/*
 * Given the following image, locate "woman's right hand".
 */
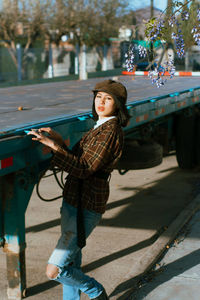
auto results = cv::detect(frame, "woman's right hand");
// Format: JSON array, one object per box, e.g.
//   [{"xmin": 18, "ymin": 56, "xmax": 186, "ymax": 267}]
[{"xmin": 38, "ymin": 127, "xmax": 64, "ymax": 146}]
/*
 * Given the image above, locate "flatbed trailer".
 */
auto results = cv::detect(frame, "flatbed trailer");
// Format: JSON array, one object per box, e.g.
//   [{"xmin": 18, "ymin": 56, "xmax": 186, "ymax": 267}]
[{"xmin": 0, "ymin": 76, "xmax": 200, "ymax": 299}]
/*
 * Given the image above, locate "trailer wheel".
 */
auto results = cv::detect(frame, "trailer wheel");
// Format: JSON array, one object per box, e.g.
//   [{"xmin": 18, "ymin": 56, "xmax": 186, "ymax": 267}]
[
  {"xmin": 175, "ymin": 113, "xmax": 196, "ymax": 169},
  {"xmin": 116, "ymin": 139, "xmax": 163, "ymax": 173}
]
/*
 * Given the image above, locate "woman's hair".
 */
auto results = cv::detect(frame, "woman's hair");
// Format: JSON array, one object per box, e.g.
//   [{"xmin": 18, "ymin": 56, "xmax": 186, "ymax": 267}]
[
  {"xmin": 92, "ymin": 79, "xmax": 130, "ymax": 127},
  {"xmin": 92, "ymin": 94, "xmax": 130, "ymax": 127}
]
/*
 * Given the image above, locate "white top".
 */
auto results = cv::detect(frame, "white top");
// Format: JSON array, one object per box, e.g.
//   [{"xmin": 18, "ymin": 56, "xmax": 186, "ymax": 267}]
[{"xmin": 93, "ymin": 116, "xmax": 116, "ymax": 129}]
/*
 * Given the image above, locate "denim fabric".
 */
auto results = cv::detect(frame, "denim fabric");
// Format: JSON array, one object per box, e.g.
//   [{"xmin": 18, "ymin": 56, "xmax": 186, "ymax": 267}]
[{"xmin": 48, "ymin": 201, "xmax": 103, "ymax": 300}]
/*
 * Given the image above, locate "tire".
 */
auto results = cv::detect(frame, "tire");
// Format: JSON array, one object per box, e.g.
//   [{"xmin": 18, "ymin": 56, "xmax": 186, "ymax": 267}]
[
  {"xmin": 116, "ymin": 139, "xmax": 163, "ymax": 172},
  {"xmin": 175, "ymin": 113, "xmax": 196, "ymax": 169},
  {"xmin": 194, "ymin": 116, "xmax": 200, "ymax": 166}
]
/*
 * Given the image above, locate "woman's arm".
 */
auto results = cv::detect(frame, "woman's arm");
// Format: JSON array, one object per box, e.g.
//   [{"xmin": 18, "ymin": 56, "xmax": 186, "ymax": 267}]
[
  {"xmin": 50, "ymin": 128, "xmax": 120, "ymax": 179},
  {"xmin": 28, "ymin": 125, "xmax": 121, "ymax": 179}
]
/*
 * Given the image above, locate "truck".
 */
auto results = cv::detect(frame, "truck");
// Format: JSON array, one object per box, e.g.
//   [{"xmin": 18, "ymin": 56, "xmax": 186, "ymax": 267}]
[{"xmin": 0, "ymin": 75, "xmax": 200, "ymax": 299}]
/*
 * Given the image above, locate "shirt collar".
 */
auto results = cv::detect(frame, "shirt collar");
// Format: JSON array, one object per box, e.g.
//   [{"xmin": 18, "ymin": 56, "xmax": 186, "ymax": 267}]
[{"xmin": 93, "ymin": 116, "xmax": 116, "ymax": 129}]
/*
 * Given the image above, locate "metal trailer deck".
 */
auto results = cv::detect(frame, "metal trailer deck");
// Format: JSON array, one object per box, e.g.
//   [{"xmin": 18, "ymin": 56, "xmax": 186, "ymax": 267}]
[
  {"xmin": 0, "ymin": 76, "xmax": 200, "ymax": 134},
  {"xmin": 0, "ymin": 75, "xmax": 200, "ymax": 299}
]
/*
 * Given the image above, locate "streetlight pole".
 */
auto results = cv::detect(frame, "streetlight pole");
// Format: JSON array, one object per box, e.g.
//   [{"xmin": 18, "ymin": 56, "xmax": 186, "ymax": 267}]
[
  {"xmin": 150, "ymin": 0, "xmax": 154, "ymax": 62},
  {"xmin": 151, "ymin": 0, "xmax": 154, "ymax": 18},
  {"xmin": 16, "ymin": 43, "xmax": 22, "ymax": 81}
]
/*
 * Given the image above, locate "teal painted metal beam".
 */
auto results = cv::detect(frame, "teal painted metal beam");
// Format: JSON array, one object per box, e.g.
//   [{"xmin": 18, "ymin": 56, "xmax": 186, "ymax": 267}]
[{"xmin": 0, "ymin": 87, "xmax": 199, "ymax": 177}]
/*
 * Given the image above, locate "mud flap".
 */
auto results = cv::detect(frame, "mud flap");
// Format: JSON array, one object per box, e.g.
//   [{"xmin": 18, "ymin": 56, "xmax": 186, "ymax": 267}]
[{"xmin": 175, "ymin": 113, "xmax": 196, "ymax": 169}]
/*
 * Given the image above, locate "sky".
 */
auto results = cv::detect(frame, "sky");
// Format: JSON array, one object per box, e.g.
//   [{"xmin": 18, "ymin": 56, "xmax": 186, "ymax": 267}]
[
  {"xmin": 130, "ymin": 0, "xmax": 168, "ymax": 12},
  {"xmin": 0, "ymin": 0, "xmax": 184, "ymax": 13}
]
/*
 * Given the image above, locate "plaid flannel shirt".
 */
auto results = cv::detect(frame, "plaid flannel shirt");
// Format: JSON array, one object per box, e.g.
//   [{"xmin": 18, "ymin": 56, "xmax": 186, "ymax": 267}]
[{"xmin": 51, "ymin": 118, "xmax": 124, "ymax": 213}]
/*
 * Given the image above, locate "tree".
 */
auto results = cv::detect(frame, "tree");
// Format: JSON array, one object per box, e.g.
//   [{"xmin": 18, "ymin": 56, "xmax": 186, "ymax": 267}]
[
  {"xmin": 45, "ymin": 0, "xmax": 129, "ymax": 79},
  {"xmin": 0, "ymin": 0, "xmax": 50, "ymax": 79},
  {"xmin": 126, "ymin": 0, "xmax": 200, "ymax": 87},
  {"xmin": 0, "ymin": 0, "xmax": 130, "ymax": 81}
]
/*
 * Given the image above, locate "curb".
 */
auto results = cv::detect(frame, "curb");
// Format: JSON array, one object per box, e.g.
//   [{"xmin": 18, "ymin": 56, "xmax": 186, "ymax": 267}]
[
  {"xmin": 122, "ymin": 71, "xmax": 200, "ymax": 77},
  {"xmin": 111, "ymin": 194, "xmax": 200, "ymax": 300}
]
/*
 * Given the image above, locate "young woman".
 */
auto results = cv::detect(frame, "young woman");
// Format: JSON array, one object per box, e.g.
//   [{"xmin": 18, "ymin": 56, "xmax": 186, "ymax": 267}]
[{"xmin": 28, "ymin": 79, "xmax": 130, "ymax": 300}]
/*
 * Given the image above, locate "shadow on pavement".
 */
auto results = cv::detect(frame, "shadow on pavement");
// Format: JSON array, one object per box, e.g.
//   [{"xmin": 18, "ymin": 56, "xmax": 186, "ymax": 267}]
[
  {"xmin": 26, "ymin": 280, "xmax": 60, "ymax": 297},
  {"xmin": 26, "ymin": 218, "xmax": 61, "ymax": 233},
  {"xmin": 82, "ymin": 229, "xmax": 163, "ymax": 273},
  {"xmin": 112, "ymin": 248, "xmax": 200, "ymax": 299},
  {"xmin": 26, "ymin": 165, "xmax": 200, "ymax": 297},
  {"xmin": 100, "ymin": 168, "xmax": 198, "ymax": 230}
]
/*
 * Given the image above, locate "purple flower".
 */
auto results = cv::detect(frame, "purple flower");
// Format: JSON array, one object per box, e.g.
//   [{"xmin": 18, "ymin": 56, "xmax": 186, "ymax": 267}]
[
  {"xmin": 147, "ymin": 20, "xmax": 165, "ymax": 41},
  {"xmin": 190, "ymin": 9, "xmax": 200, "ymax": 46},
  {"xmin": 171, "ymin": 23, "xmax": 185, "ymax": 58},
  {"xmin": 168, "ymin": 16, "xmax": 179, "ymax": 27},
  {"xmin": 125, "ymin": 45, "xmax": 135, "ymax": 72},
  {"xmin": 171, "ymin": 32, "xmax": 177, "ymax": 40},
  {"xmin": 148, "ymin": 65, "xmax": 166, "ymax": 88},
  {"xmin": 168, "ymin": 16, "xmax": 176, "ymax": 27},
  {"xmin": 191, "ymin": 26, "xmax": 200, "ymax": 46},
  {"xmin": 138, "ymin": 45, "xmax": 147, "ymax": 58},
  {"xmin": 191, "ymin": 27, "xmax": 197, "ymax": 34},
  {"xmin": 197, "ymin": 8, "xmax": 200, "ymax": 22},
  {"xmin": 147, "ymin": 55, "xmax": 176, "ymax": 88},
  {"xmin": 164, "ymin": 55, "xmax": 176, "ymax": 78},
  {"xmin": 181, "ymin": 11, "xmax": 189, "ymax": 21},
  {"xmin": 193, "ymin": 33, "xmax": 200, "ymax": 46}
]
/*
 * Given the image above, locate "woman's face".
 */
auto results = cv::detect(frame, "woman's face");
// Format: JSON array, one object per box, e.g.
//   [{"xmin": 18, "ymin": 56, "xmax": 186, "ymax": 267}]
[{"xmin": 95, "ymin": 92, "xmax": 116, "ymax": 120}]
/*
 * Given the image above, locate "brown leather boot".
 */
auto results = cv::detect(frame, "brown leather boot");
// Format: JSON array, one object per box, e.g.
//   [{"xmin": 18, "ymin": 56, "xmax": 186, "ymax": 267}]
[{"xmin": 93, "ymin": 289, "xmax": 109, "ymax": 300}]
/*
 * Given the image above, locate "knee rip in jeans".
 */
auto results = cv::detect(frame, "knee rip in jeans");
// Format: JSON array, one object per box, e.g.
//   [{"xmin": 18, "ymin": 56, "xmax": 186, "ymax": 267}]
[
  {"xmin": 46, "ymin": 264, "xmax": 61, "ymax": 280},
  {"xmin": 47, "ymin": 263, "xmax": 74, "ymax": 280}
]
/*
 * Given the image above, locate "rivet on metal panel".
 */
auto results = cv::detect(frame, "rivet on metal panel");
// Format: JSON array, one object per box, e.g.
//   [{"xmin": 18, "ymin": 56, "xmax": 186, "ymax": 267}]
[
  {"xmin": 17, "ymin": 171, "xmax": 29, "ymax": 190},
  {"xmin": 77, "ymin": 116, "xmax": 88, "ymax": 121},
  {"xmin": 16, "ymin": 169, "xmax": 37, "ymax": 190},
  {"xmin": 64, "ymin": 138, "xmax": 70, "ymax": 147},
  {"xmin": 42, "ymin": 146, "xmax": 52, "ymax": 155},
  {"xmin": 170, "ymin": 92, "xmax": 179, "ymax": 97}
]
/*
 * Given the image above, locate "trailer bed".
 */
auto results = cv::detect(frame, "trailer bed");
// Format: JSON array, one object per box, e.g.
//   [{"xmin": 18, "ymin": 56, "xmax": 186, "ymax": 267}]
[{"xmin": 0, "ymin": 76, "xmax": 200, "ymax": 135}]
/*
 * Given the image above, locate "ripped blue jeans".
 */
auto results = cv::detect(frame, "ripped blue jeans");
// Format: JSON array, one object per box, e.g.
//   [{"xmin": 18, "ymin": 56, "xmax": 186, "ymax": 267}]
[{"xmin": 48, "ymin": 201, "xmax": 103, "ymax": 300}]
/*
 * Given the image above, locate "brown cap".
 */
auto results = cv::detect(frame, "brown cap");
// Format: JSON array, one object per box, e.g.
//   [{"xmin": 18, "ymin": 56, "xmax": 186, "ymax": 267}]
[{"xmin": 93, "ymin": 79, "xmax": 127, "ymax": 105}]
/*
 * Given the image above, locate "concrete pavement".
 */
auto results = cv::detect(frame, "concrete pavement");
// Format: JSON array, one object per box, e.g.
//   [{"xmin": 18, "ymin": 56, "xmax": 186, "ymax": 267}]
[
  {"xmin": 1, "ymin": 154, "xmax": 200, "ymax": 300},
  {"xmin": 129, "ymin": 209, "xmax": 200, "ymax": 300}
]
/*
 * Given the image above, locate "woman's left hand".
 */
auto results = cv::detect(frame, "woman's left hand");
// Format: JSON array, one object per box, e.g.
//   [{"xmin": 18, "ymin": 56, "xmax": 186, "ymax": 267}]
[{"xmin": 28, "ymin": 129, "xmax": 58, "ymax": 151}]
